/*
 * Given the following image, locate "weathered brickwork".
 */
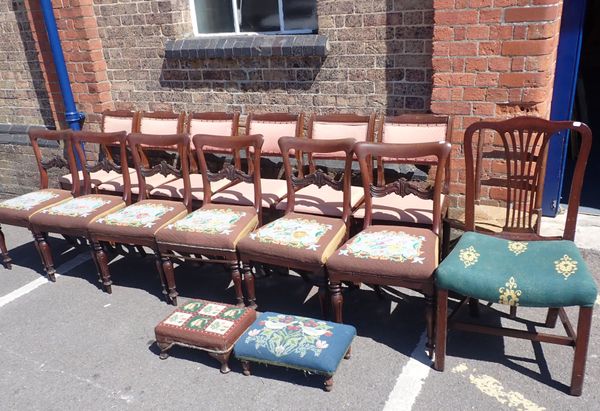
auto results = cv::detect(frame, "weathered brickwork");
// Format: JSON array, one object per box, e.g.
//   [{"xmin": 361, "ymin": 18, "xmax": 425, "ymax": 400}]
[
  {"xmin": 94, "ymin": 0, "xmax": 434, "ymax": 115},
  {"xmin": 0, "ymin": 0, "xmax": 568, "ymax": 206},
  {"xmin": 0, "ymin": 1, "xmax": 55, "ymax": 127},
  {"xmin": 430, "ymin": 0, "xmax": 563, "ymax": 208}
]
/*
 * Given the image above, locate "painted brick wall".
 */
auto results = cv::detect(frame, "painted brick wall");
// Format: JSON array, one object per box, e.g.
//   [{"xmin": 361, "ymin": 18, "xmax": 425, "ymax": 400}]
[
  {"xmin": 430, "ymin": 0, "xmax": 563, "ymax": 209},
  {"xmin": 94, "ymin": 0, "xmax": 434, "ymax": 115}
]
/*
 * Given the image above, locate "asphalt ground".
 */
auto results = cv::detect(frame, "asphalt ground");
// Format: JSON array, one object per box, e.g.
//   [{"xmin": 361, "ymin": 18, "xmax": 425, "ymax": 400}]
[{"xmin": 1, "ymin": 224, "xmax": 599, "ymax": 410}]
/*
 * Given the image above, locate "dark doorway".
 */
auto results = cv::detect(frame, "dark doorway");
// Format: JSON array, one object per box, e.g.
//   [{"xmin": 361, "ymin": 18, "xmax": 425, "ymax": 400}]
[{"xmin": 561, "ymin": 1, "xmax": 600, "ymax": 211}]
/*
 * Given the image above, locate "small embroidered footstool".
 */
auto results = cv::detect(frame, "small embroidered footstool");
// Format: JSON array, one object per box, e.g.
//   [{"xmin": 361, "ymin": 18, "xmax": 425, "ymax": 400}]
[
  {"xmin": 154, "ymin": 300, "xmax": 256, "ymax": 373},
  {"xmin": 234, "ymin": 312, "xmax": 356, "ymax": 391}
]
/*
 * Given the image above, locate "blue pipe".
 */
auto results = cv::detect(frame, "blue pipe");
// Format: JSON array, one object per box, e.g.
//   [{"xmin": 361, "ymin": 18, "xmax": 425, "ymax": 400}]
[{"xmin": 39, "ymin": 0, "xmax": 85, "ymax": 131}]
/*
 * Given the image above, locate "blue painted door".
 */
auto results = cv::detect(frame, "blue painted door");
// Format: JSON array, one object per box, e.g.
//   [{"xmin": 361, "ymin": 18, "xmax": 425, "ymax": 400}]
[{"xmin": 543, "ymin": 0, "xmax": 587, "ymax": 216}]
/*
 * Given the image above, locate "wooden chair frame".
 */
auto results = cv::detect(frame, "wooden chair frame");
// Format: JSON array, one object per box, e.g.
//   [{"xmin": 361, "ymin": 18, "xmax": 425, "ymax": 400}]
[
  {"xmin": 89, "ymin": 133, "xmax": 191, "ymax": 299},
  {"xmin": 329, "ymin": 140, "xmax": 451, "ymax": 357},
  {"xmin": 156, "ymin": 133, "xmax": 264, "ymax": 306},
  {"xmin": 240, "ymin": 137, "xmax": 356, "ymax": 312},
  {"xmin": 435, "ymin": 117, "xmax": 594, "ymax": 396},
  {"xmin": 29, "ymin": 131, "xmax": 131, "ymax": 282},
  {"xmin": 0, "ymin": 129, "xmax": 77, "ymax": 271}
]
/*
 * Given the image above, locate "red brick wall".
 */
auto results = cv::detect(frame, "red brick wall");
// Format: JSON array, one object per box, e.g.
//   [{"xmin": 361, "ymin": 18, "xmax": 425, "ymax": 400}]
[{"xmin": 430, "ymin": 0, "xmax": 563, "ymax": 208}]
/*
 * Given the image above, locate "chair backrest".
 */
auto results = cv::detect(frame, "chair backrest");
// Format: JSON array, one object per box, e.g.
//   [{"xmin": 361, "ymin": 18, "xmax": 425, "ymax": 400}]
[
  {"xmin": 187, "ymin": 112, "xmax": 240, "ymax": 149},
  {"xmin": 128, "ymin": 133, "xmax": 191, "ymax": 210},
  {"xmin": 101, "ymin": 110, "xmax": 138, "ymax": 134},
  {"xmin": 278, "ymin": 137, "xmax": 356, "ymax": 223},
  {"xmin": 246, "ymin": 113, "xmax": 304, "ymax": 155},
  {"xmin": 138, "ymin": 111, "xmax": 185, "ymax": 135},
  {"xmin": 72, "ymin": 131, "xmax": 131, "ymax": 204},
  {"xmin": 378, "ymin": 114, "xmax": 452, "ymax": 188},
  {"xmin": 464, "ymin": 117, "xmax": 592, "ymax": 241},
  {"xmin": 29, "ymin": 129, "xmax": 79, "ymax": 196},
  {"xmin": 193, "ymin": 134, "xmax": 264, "ymax": 223},
  {"xmin": 307, "ymin": 113, "xmax": 375, "ymax": 162},
  {"xmin": 354, "ymin": 141, "xmax": 451, "ymax": 234}
]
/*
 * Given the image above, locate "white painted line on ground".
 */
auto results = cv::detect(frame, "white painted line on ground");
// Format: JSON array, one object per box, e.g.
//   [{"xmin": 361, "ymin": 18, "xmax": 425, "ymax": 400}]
[
  {"xmin": 0, "ymin": 253, "xmax": 91, "ymax": 308},
  {"xmin": 383, "ymin": 331, "xmax": 431, "ymax": 411}
]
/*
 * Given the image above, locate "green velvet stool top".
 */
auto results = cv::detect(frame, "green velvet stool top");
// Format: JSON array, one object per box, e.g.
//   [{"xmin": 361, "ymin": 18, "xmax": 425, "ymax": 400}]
[{"xmin": 436, "ymin": 232, "xmax": 598, "ymax": 308}]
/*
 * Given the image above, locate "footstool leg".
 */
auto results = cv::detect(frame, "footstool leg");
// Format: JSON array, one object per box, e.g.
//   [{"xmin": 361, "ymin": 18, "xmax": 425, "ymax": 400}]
[
  {"xmin": 229, "ymin": 261, "xmax": 244, "ymax": 307},
  {"xmin": 344, "ymin": 347, "xmax": 352, "ymax": 359},
  {"xmin": 209, "ymin": 351, "xmax": 232, "ymax": 374},
  {"xmin": 157, "ymin": 341, "xmax": 173, "ymax": 360},
  {"xmin": 241, "ymin": 360, "xmax": 251, "ymax": 376},
  {"xmin": 324, "ymin": 376, "xmax": 334, "ymax": 392},
  {"xmin": 0, "ymin": 226, "xmax": 12, "ymax": 269}
]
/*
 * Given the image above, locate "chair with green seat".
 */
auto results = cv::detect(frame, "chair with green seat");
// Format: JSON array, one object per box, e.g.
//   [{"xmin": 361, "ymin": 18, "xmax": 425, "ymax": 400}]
[{"xmin": 434, "ymin": 117, "xmax": 597, "ymax": 396}]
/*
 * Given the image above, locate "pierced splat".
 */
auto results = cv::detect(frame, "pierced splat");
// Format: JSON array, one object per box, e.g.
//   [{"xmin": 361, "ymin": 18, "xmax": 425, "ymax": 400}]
[
  {"xmin": 40, "ymin": 155, "xmax": 69, "ymax": 171},
  {"xmin": 206, "ymin": 163, "xmax": 253, "ymax": 183},
  {"xmin": 370, "ymin": 178, "xmax": 433, "ymax": 200},
  {"xmin": 291, "ymin": 169, "xmax": 343, "ymax": 190}
]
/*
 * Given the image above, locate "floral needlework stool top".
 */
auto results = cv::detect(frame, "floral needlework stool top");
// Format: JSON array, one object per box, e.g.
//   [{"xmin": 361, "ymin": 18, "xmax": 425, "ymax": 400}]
[
  {"xmin": 41, "ymin": 196, "xmax": 112, "ymax": 218},
  {"xmin": 234, "ymin": 312, "xmax": 356, "ymax": 377},
  {"xmin": 154, "ymin": 300, "xmax": 256, "ymax": 373},
  {"xmin": 97, "ymin": 203, "xmax": 173, "ymax": 228},
  {"xmin": 167, "ymin": 208, "xmax": 246, "ymax": 235},
  {"xmin": 0, "ymin": 190, "xmax": 61, "ymax": 211},
  {"xmin": 249, "ymin": 217, "xmax": 332, "ymax": 250}
]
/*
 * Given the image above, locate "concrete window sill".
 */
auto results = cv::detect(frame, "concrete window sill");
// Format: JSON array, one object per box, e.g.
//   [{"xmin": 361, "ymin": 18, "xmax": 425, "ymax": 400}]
[{"xmin": 164, "ymin": 34, "xmax": 329, "ymax": 60}]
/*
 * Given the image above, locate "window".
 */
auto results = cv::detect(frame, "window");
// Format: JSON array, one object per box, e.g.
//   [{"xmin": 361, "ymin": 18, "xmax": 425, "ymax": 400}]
[{"xmin": 190, "ymin": 0, "xmax": 317, "ymax": 35}]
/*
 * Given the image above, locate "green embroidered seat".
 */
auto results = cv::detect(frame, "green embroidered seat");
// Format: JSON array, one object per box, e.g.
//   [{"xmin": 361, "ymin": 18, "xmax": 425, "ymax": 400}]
[{"xmin": 436, "ymin": 232, "xmax": 597, "ymax": 308}]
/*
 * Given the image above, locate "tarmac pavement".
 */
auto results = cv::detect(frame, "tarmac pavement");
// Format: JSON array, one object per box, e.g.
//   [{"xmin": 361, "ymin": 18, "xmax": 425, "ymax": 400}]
[{"xmin": 1, "ymin": 221, "xmax": 599, "ymax": 410}]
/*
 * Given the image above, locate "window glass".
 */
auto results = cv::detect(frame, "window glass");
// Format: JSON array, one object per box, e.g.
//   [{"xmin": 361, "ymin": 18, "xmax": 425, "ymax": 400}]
[
  {"xmin": 283, "ymin": 0, "xmax": 317, "ymax": 31},
  {"xmin": 194, "ymin": 0, "xmax": 235, "ymax": 34},
  {"xmin": 240, "ymin": 0, "xmax": 280, "ymax": 32}
]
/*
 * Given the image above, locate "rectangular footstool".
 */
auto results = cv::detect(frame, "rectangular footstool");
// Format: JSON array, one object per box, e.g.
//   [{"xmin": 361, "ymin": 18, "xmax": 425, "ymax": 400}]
[
  {"xmin": 234, "ymin": 312, "xmax": 356, "ymax": 391},
  {"xmin": 155, "ymin": 299, "xmax": 256, "ymax": 373}
]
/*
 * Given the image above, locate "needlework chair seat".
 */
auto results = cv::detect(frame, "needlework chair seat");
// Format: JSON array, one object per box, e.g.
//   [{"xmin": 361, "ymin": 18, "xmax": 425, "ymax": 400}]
[
  {"xmin": 0, "ymin": 189, "xmax": 72, "ymax": 226},
  {"xmin": 437, "ymin": 231, "xmax": 597, "ymax": 308}
]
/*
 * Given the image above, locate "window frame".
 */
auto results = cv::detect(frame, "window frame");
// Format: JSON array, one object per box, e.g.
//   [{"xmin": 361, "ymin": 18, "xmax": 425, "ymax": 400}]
[{"xmin": 189, "ymin": 0, "xmax": 317, "ymax": 37}]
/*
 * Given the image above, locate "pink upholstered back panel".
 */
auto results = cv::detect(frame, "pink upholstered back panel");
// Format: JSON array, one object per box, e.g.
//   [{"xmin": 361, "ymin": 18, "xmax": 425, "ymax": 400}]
[
  {"xmin": 382, "ymin": 123, "xmax": 447, "ymax": 144},
  {"xmin": 139, "ymin": 118, "xmax": 180, "ymax": 135},
  {"xmin": 103, "ymin": 116, "xmax": 134, "ymax": 134},
  {"xmin": 312, "ymin": 121, "xmax": 370, "ymax": 158},
  {"xmin": 249, "ymin": 121, "xmax": 298, "ymax": 154},
  {"xmin": 190, "ymin": 119, "xmax": 235, "ymax": 150}
]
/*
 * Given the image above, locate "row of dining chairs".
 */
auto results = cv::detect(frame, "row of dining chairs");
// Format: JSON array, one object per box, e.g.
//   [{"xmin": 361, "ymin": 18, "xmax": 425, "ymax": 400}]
[{"xmin": 0, "ymin": 116, "xmax": 594, "ymax": 396}]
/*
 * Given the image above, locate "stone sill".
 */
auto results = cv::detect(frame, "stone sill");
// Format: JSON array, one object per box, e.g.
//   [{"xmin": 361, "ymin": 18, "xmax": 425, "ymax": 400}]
[
  {"xmin": 0, "ymin": 124, "xmax": 57, "ymax": 148},
  {"xmin": 165, "ymin": 34, "xmax": 329, "ymax": 60}
]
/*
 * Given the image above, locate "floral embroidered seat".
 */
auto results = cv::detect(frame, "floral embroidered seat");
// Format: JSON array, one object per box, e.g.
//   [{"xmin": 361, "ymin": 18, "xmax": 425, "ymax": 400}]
[
  {"xmin": 326, "ymin": 225, "xmax": 438, "ymax": 281},
  {"xmin": 234, "ymin": 312, "xmax": 356, "ymax": 391},
  {"xmin": 155, "ymin": 299, "xmax": 256, "ymax": 373},
  {"xmin": 29, "ymin": 195, "xmax": 126, "ymax": 237},
  {"xmin": 155, "ymin": 204, "xmax": 258, "ymax": 254},
  {"xmin": 436, "ymin": 232, "xmax": 597, "ymax": 308},
  {"xmin": 0, "ymin": 189, "xmax": 72, "ymax": 227},
  {"xmin": 88, "ymin": 199, "xmax": 187, "ymax": 239},
  {"xmin": 238, "ymin": 212, "xmax": 346, "ymax": 267}
]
